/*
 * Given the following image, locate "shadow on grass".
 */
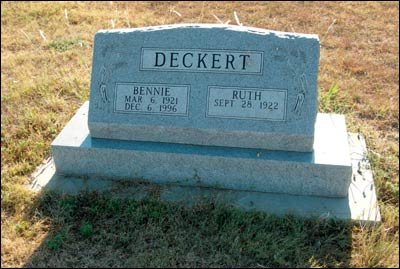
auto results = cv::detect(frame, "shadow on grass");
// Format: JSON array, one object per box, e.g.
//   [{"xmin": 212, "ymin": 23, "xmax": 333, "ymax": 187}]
[{"xmin": 21, "ymin": 187, "xmax": 353, "ymax": 268}]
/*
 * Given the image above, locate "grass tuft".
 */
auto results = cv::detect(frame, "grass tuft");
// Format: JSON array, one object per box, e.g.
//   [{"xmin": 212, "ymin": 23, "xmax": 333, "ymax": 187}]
[
  {"xmin": 46, "ymin": 38, "xmax": 89, "ymax": 52},
  {"xmin": 46, "ymin": 234, "xmax": 64, "ymax": 251},
  {"xmin": 79, "ymin": 221, "xmax": 93, "ymax": 238}
]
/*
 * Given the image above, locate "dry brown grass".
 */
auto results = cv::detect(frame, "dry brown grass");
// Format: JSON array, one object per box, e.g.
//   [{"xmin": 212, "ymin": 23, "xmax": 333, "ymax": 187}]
[{"xmin": 1, "ymin": 1, "xmax": 399, "ymax": 267}]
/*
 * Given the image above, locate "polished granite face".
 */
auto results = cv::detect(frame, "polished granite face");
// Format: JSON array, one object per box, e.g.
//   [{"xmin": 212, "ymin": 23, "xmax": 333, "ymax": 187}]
[{"xmin": 88, "ymin": 24, "xmax": 320, "ymax": 152}]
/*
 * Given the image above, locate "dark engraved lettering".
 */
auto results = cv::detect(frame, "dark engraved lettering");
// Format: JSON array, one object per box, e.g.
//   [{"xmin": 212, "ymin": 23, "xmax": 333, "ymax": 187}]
[
  {"xmin": 239, "ymin": 54, "xmax": 250, "ymax": 70},
  {"xmin": 170, "ymin": 52, "xmax": 179, "ymax": 67},
  {"xmin": 125, "ymin": 103, "xmax": 141, "ymax": 110},
  {"xmin": 116, "ymin": 83, "xmax": 189, "ymax": 116},
  {"xmin": 207, "ymin": 87, "xmax": 286, "ymax": 121},
  {"xmin": 214, "ymin": 99, "xmax": 234, "ymax": 107},
  {"xmin": 125, "ymin": 95, "xmax": 142, "ymax": 103},
  {"xmin": 143, "ymin": 49, "xmax": 262, "ymax": 74},
  {"xmin": 154, "ymin": 52, "xmax": 166, "ymax": 67},
  {"xmin": 232, "ymin": 90, "xmax": 261, "ymax": 100},
  {"xmin": 232, "ymin": 90, "xmax": 238, "ymax": 99},
  {"xmin": 212, "ymin": 53, "xmax": 221, "ymax": 69},
  {"xmin": 133, "ymin": 86, "xmax": 171, "ymax": 96},
  {"xmin": 226, "ymin": 54, "xmax": 235, "ymax": 70},
  {"xmin": 197, "ymin": 53, "xmax": 208, "ymax": 68},
  {"xmin": 182, "ymin": 53, "xmax": 193, "ymax": 68}
]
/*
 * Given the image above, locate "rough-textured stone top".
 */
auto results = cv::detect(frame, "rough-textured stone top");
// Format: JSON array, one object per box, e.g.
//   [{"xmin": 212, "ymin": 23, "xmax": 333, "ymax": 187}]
[{"xmin": 88, "ymin": 24, "xmax": 320, "ymax": 152}]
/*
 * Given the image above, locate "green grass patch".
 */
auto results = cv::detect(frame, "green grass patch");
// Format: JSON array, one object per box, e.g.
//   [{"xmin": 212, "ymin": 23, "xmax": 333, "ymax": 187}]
[
  {"xmin": 45, "ymin": 38, "xmax": 89, "ymax": 52},
  {"xmin": 79, "ymin": 221, "xmax": 93, "ymax": 237},
  {"xmin": 319, "ymin": 82, "xmax": 354, "ymax": 114},
  {"xmin": 46, "ymin": 233, "xmax": 64, "ymax": 251}
]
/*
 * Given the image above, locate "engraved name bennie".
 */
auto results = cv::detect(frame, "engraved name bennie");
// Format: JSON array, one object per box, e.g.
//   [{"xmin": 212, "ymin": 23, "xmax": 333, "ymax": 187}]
[
  {"xmin": 114, "ymin": 83, "xmax": 189, "ymax": 116},
  {"xmin": 141, "ymin": 48, "xmax": 263, "ymax": 74}
]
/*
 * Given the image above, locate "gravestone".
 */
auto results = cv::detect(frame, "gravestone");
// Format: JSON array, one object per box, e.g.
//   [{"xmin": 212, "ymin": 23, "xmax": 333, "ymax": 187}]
[
  {"xmin": 88, "ymin": 24, "xmax": 320, "ymax": 152},
  {"xmin": 51, "ymin": 24, "xmax": 354, "ymax": 202}
]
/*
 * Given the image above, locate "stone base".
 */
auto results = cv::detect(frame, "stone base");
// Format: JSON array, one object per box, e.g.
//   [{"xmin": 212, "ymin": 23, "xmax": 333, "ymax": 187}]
[
  {"xmin": 28, "ymin": 130, "xmax": 380, "ymax": 223},
  {"xmin": 50, "ymin": 102, "xmax": 352, "ymax": 198},
  {"xmin": 36, "ymin": 102, "xmax": 381, "ymax": 222}
]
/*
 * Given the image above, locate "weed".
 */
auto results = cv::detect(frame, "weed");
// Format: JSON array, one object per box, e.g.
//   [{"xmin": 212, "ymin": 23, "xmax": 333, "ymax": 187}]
[
  {"xmin": 319, "ymin": 82, "xmax": 352, "ymax": 114},
  {"xmin": 14, "ymin": 221, "xmax": 29, "ymax": 235},
  {"xmin": 79, "ymin": 221, "xmax": 93, "ymax": 238},
  {"xmin": 46, "ymin": 38, "xmax": 88, "ymax": 52},
  {"xmin": 46, "ymin": 234, "xmax": 64, "ymax": 251}
]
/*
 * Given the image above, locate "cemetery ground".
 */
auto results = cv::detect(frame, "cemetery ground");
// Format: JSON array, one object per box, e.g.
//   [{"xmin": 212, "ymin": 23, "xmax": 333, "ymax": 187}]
[{"xmin": 1, "ymin": 1, "xmax": 398, "ymax": 268}]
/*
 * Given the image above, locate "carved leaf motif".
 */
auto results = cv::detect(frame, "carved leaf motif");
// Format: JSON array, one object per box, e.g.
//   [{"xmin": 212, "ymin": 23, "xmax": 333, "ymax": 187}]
[
  {"xmin": 96, "ymin": 64, "xmax": 111, "ymax": 111},
  {"xmin": 293, "ymin": 73, "xmax": 308, "ymax": 116}
]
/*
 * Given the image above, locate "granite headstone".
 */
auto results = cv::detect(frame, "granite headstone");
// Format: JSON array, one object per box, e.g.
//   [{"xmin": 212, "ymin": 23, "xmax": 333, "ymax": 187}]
[{"xmin": 88, "ymin": 24, "xmax": 320, "ymax": 152}]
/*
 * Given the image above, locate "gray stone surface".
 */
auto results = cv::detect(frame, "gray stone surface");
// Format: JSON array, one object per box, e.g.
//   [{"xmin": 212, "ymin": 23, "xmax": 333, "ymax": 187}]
[
  {"xmin": 31, "ymin": 133, "xmax": 380, "ymax": 223},
  {"xmin": 88, "ymin": 24, "xmax": 320, "ymax": 152},
  {"xmin": 52, "ymin": 102, "xmax": 351, "ymax": 198}
]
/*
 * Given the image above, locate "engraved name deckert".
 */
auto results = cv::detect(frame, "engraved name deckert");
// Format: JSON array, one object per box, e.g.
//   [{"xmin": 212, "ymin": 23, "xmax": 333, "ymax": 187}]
[
  {"xmin": 114, "ymin": 83, "xmax": 189, "ymax": 116},
  {"xmin": 141, "ymin": 48, "xmax": 263, "ymax": 74},
  {"xmin": 207, "ymin": 86, "xmax": 287, "ymax": 121}
]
